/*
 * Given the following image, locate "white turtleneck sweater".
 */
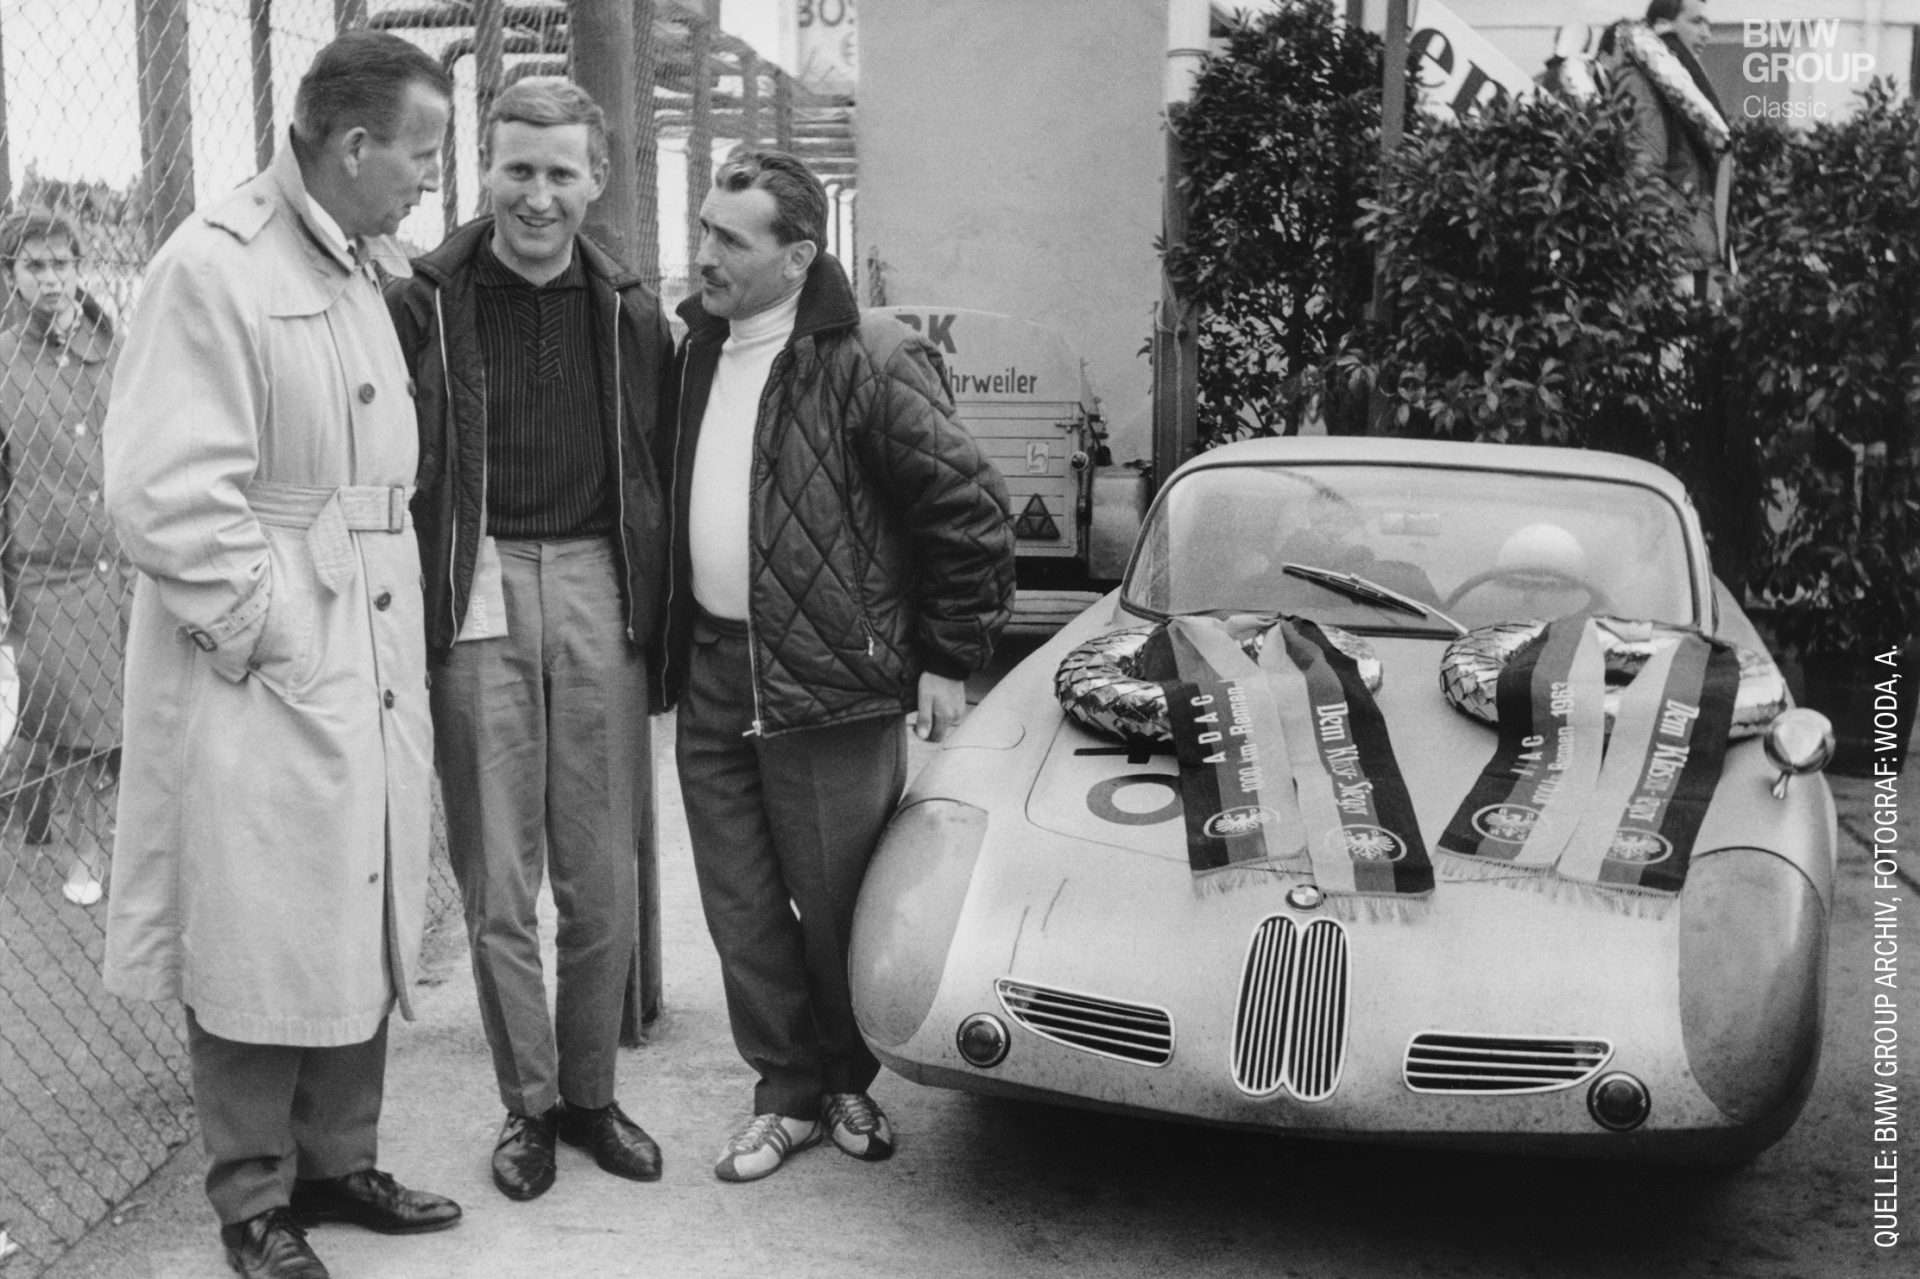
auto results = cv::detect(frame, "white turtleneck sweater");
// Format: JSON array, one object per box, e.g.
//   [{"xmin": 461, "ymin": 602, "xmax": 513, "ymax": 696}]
[{"xmin": 687, "ymin": 288, "xmax": 802, "ymax": 621}]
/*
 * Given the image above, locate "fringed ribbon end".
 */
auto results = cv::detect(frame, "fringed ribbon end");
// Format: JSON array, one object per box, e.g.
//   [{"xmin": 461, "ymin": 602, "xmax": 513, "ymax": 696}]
[
  {"xmin": 1434, "ymin": 856, "xmax": 1676, "ymax": 918},
  {"xmin": 1433, "ymin": 851, "xmax": 1550, "ymax": 884},
  {"xmin": 1190, "ymin": 864, "xmax": 1299, "ymax": 898},
  {"xmin": 1322, "ymin": 891, "xmax": 1433, "ymax": 924}
]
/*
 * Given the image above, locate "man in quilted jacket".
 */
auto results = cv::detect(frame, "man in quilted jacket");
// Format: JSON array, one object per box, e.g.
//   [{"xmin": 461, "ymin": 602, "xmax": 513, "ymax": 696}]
[{"xmin": 666, "ymin": 146, "xmax": 1014, "ymax": 1182}]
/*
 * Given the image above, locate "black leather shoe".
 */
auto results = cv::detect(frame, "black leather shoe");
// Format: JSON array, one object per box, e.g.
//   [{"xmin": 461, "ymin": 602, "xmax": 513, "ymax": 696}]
[
  {"xmin": 558, "ymin": 1099, "xmax": 664, "ymax": 1182},
  {"xmin": 287, "ymin": 1168, "xmax": 461, "ymax": 1235},
  {"xmin": 220, "ymin": 1207, "xmax": 329, "ymax": 1279},
  {"xmin": 492, "ymin": 1106, "xmax": 560, "ymax": 1200}
]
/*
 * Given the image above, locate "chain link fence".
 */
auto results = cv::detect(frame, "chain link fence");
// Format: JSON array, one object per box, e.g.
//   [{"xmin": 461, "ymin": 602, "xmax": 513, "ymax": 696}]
[{"xmin": 0, "ymin": 3, "xmax": 856, "ymax": 1272}]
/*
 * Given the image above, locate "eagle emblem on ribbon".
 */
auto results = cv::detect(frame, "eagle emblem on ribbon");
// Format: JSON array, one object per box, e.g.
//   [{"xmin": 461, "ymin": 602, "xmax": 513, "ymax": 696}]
[
  {"xmin": 1203, "ymin": 805, "xmax": 1281, "ymax": 839},
  {"xmin": 1605, "ymin": 829, "xmax": 1673, "ymax": 865},
  {"xmin": 1331, "ymin": 824, "xmax": 1406, "ymax": 863},
  {"xmin": 1471, "ymin": 803, "xmax": 1541, "ymax": 844}
]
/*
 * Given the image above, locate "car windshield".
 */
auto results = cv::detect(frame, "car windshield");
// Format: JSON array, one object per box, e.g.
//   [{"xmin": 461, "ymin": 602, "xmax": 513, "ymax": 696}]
[{"xmin": 1123, "ymin": 462, "xmax": 1696, "ymax": 633}]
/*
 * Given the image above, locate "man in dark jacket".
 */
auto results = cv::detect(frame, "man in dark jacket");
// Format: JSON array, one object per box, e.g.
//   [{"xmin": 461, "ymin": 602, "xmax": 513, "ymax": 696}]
[
  {"xmin": 668, "ymin": 146, "xmax": 1014, "ymax": 1182},
  {"xmin": 385, "ymin": 78, "xmax": 669, "ymax": 1203}
]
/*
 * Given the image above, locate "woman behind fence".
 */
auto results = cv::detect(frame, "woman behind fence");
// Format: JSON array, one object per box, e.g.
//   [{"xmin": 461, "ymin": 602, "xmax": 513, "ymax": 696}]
[{"xmin": 0, "ymin": 209, "xmax": 128, "ymax": 907}]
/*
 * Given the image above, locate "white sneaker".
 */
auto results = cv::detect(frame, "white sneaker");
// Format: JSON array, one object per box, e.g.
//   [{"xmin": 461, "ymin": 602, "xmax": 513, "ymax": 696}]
[
  {"xmin": 823, "ymin": 1092, "xmax": 895, "ymax": 1162},
  {"xmin": 62, "ymin": 868, "xmax": 103, "ymax": 907},
  {"xmin": 713, "ymin": 1113, "xmax": 820, "ymax": 1183}
]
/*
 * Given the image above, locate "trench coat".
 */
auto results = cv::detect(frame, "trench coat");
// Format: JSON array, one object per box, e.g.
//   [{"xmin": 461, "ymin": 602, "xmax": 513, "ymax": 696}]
[
  {"xmin": 101, "ymin": 143, "xmax": 433, "ymax": 1047},
  {"xmin": 0, "ymin": 298, "xmax": 131, "ymax": 749}
]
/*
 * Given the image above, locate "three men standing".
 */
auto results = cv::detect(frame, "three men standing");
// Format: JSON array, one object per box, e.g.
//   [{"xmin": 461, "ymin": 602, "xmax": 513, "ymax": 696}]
[
  {"xmin": 386, "ymin": 78, "xmax": 671, "ymax": 1202},
  {"xmin": 103, "ymin": 32, "xmax": 462, "ymax": 1279},
  {"xmin": 668, "ymin": 147, "xmax": 1015, "ymax": 1181},
  {"xmin": 107, "ymin": 39, "xmax": 1008, "ymax": 1270}
]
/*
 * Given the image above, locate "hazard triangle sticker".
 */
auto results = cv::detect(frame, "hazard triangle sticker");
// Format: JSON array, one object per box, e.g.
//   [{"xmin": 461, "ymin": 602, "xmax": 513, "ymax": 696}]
[{"xmin": 1013, "ymin": 494, "xmax": 1060, "ymax": 541}]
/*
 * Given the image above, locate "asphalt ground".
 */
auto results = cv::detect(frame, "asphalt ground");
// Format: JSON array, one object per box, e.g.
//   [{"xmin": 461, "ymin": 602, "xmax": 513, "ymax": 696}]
[{"xmin": 38, "ymin": 664, "xmax": 1920, "ymax": 1279}]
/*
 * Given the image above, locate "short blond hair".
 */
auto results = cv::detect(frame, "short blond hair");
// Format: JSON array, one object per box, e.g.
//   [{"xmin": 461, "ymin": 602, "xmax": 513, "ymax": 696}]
[{"xmin": 485, "ymin": 76, "xmax": 608, "ymax": 171}]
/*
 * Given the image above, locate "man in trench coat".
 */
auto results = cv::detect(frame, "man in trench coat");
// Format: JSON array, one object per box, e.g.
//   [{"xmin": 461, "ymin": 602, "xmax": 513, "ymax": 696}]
[{"xmin": 103, "ymin": 32, "xmax": 462, "ymax": 1279}]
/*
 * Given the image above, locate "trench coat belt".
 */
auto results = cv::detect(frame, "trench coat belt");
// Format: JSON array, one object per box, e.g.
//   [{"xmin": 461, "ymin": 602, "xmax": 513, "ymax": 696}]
[{"xmin": 247, "ymin": 480, "xmax": 413, "ymax": 596}]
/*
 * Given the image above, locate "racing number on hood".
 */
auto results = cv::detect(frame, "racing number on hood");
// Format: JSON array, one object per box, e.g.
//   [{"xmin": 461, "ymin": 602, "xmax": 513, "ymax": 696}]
[{"xmin": 1086, "ymin": 774, "xmax": 1181, "ymax": 826}]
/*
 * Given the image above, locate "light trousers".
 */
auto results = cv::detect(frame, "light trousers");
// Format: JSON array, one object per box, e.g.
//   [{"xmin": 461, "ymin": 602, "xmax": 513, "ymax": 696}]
[{"xmin": 433, "ymin": 536, "xmax": 648, "ymax": 1117}]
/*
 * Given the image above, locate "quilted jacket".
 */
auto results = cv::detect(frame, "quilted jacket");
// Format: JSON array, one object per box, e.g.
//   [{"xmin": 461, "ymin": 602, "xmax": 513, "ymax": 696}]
[
  {"xmin": 385, "ymin": 219, "xmax": 675, "ymax": 670},
  {"xmin": 664, "ymin": 253, "xmax": 1014, "ymax": 735}
]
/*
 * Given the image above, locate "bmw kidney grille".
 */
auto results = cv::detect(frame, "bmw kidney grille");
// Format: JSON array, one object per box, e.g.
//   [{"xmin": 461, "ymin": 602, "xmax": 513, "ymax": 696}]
[{"xmin": 1232, "ymin": 915, "xmax": 1350, "ymax": 1101}]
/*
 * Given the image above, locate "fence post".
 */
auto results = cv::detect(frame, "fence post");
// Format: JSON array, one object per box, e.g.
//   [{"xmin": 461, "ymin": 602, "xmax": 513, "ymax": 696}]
[
  {"xmin": 570, "ymin": 0, "xmax": 664, "ymax": 1034},
  {"xmin": 773, "ymin": 67, "xmax": 793, "ymax": 150},
  {"xmin": 573, "ymin": 1, "xmax": 643, "ymax": 288},
  {"xmin": 740, "ymin": 50, "xmax": 760, "ymax": 144},
  {"xmin": 631, "ymin": 0, "xmax": 663, "ymax": 288},
  {"xmin": 1153, "ymin": 0, "xmax": 1205, "ymax": 485},
  {"xmin": 439, "ymin": 42, "xmax": 460, "ymax": 236},
  {"xmin": 683, "ymin": 2, "xmax": 715, "ymax": 271},
  {"xmin": 474, "ymin": 0, "xmax": 505, "ymax": 152},
  {"xmin": 0, "ymin": 10, "xmax": 12, "ymax": 213},
  {"xmin": 136, "ymin": 0, "xmax": 195, "ymax": 249},
  {"xmin": 1367, "ymin": 0, "xmax": 1410, "ymax": 435},
  {"xmin": 250, "ymin": 0, "xmax": 275, "ymax": 171}
]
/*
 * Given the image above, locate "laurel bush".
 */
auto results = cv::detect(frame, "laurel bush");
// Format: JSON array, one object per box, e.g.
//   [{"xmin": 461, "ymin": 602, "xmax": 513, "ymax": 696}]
[
  {"xmin": 1164, "ymin": 2, "xmax": 1382, "ymax": 441},
  {"xmin": 1725, "ymin": 81, "xmax": 1920, "ymax": 656}
]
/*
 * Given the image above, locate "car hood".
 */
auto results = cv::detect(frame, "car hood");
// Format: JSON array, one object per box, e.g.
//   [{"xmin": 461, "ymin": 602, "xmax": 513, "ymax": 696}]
[
  {"xmin": 965, "ymin": 602, "xmax": 1834, "ymax": 903},
  {"xmin": 1027, "ymin": 630, "xmax": 1498, "ymax": 860}
]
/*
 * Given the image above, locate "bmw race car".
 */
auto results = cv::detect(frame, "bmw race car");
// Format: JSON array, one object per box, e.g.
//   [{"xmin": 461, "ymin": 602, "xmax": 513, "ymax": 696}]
[{"xmin": 849, "ymin": 437, "xmax": 1837, "ymax": 1164}]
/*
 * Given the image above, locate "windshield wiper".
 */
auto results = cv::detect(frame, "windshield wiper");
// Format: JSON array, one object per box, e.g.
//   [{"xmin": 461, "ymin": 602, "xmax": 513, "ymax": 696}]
[{"xmin": 1282, "ymin": 562, "xmax": 1466, "ymax": 636}]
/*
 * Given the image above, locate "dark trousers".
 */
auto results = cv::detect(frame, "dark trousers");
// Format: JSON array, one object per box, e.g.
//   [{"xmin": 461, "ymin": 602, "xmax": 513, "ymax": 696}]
[
  {"xmin": 186, "ymin": 1009, "xmax": 386, "ymax": 1225},
  {"xmin": 675, "ymin": 615, "xmax": 906, "ymax": 1119},
  {"xmin": 433, "ymin": 537, "xmax": 647, "ymax": 1117}
]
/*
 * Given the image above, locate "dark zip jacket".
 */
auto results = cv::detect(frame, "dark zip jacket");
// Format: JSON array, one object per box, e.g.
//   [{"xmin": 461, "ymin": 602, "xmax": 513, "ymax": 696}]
[
  {"xmin": 385, "ymin": 219, "xmax": 674, "ymax": 678},
  {"xmin": 663, "ymin": 252, "xmax": 1014, "ymax": 735}
]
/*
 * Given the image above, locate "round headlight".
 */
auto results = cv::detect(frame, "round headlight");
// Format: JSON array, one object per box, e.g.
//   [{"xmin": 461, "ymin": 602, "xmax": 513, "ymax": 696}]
[
  {"xmin": 1764, "ymin": 708, "xmax": 1835, "ymax": 777},
  {"xmin": 956, "ymin": 1013, "xmax": 1010, "ymax": 1068},
  {"xmin": 1587, "ymin": 1071, "xmax": 1651, "ymax": 1131}
]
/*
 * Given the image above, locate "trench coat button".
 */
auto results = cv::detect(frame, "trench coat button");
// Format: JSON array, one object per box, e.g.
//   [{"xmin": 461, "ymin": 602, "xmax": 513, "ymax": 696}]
[
  {"xmin": 383, "ymin": 689, "xmax": 396, "ymax": 708},
  {"xmin": 358, "ymin": 383, "xmax": 376, "ymax": 404},
  {"xmin": 368, "ymin": 871, "xmax": 380, "ymax": 884},
  {"xmin": 375, "ymin": 591, "xmax": 392, "ymax": 611}
]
